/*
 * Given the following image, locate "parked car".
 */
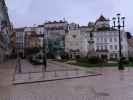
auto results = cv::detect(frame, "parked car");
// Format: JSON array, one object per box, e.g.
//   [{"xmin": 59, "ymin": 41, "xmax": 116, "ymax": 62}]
[{"xmin": 29, "ymin": 51, "xmax": 44, "ymax": 65}]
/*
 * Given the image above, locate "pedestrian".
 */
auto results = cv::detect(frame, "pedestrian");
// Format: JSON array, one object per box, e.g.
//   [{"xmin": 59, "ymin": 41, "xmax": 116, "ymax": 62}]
[{"xmin": 18, "ymin": 57, "xmax": 22, "ymax": 73}]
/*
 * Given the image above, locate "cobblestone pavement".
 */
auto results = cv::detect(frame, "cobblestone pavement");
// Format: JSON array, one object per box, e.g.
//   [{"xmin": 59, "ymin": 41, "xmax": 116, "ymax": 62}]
[{"xmin": 1, "ymin": 59, "xmax": 133, "ymax": 100}]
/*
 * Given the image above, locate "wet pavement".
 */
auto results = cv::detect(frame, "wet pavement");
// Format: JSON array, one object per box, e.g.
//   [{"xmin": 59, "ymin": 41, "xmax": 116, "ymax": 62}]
[
  {"xmin": 1, "ymin": 59, "xmax": 133, "ymax": 100},
  {"xmin": 14, "ymin": 60, "xmax": 101, "ymax": 84}
]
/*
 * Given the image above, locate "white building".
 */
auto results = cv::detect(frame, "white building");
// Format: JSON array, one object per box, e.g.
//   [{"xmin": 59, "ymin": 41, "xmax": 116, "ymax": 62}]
[
  {"xmin": 94, "ymin": 30, "xmax": 128, "ymax": 59},
  {"xmin": 65, "ymin": 15, "xmax": 129, "ymax": 60},
  {"xmin": 93, "ymin": 15, "xmax": 128, "ymax": 59},
  {"xmin": 65, "ymin": 29, "xmax": 88, "ymax": 58}
]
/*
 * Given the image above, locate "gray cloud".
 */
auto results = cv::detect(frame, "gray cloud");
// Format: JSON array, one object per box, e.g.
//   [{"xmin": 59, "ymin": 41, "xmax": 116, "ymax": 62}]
[{"xmin": 5, "ymin": 0, "xmax": 133, "ymax": 33}]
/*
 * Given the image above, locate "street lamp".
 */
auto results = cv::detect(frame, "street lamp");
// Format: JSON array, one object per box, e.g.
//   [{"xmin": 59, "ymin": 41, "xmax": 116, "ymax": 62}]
[
  {"xmin": 112, "ymin": 13, "xmax": 125, "ymax": 70},
  {"xmin": 43, "ymin": 33, "xmax": 47, "ymax": 72}
]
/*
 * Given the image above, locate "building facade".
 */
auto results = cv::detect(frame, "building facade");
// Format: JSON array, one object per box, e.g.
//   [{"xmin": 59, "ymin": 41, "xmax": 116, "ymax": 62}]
[
  {"xmin": 127, "ymin": 37, "xmax": 133, "ymax": 57},
  {"xmin": 24, "ymin": 27, "xmax": 41, "ymax": 49},
  {"xmin": 65, "ymin": 15, "xmax": 129, "ymax": 60},
  {"xmin": 14, "ymin": 25, "xmax": 46, "ymax": 57},
  {"xmin": 15, "ymin": 28, "xmax": 25, "ymax": 57},
  {"xmin": 65, "ymin": 29, "xmax": 88, "ymax": 58},
  {"xmin": 44, "ymin": 20, "xmax": 68, "ymax": 59},
  {"xmin": 94, "ymin": 16, "xmax": 128, "ymax": 59},
  {"xmin": 0, "ymin": 0, "xmax": 12, "ymax": 63},
  {"xmin": 94, "ymin": 30, "xmax": 128, "ymax": 59},
  {"xmin": 12, "ymin": 16, "xmax": 129, "ymax": 60}
]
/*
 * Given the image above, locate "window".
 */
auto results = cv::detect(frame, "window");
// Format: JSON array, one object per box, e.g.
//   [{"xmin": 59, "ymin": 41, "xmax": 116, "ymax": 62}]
[
  {"xmin": 104, "ymin": 38, "xmax": 107, "ymax": 42},
  {"xmin": 115, "ymin": 54, "xmax": 118, "ymax": 59},
  {"xmin": 110, "ymin": 38, "xmax": 112, "ymax": 42},
  {"xmin": 97, "ymin": 46, "xmax": 99, "ymax": 50},
  {"xmin": 105, "ymin": 45, "xmax": 107, "ymax": 50},
  {"xmin": 72, "ymin": 35, "xmax": 76, "ymax": 38},
  {"xmin": 101, "ymin": 46, "xmax": 103, "ymax": 50},
  {"xmin": 115, "ymin": 45, "xmax": 117, "ymax": 50},
  {"xmin": 110, "ymin": 45, "xmax": 113, "ymax": 50},
  {"xmin": 114, "ymin": 38, "xmax": 117, "ymax": 42},
  {"xmin": 101, "ymin": 38, "xmax": 103, "ymax": 42},
  {"xmin": 97, "ymin": 38, "xmax": 99, "ymax": 42}
]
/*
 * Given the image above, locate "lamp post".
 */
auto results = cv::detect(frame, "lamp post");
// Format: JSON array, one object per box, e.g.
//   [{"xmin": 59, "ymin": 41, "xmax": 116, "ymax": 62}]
[
  {"xmin": 43, "ymin": 33, "xmax": 47, "ymax": 72},
  {"xmin": 112, "ymin": 13, "xmax": 125, "ymax": 70}
]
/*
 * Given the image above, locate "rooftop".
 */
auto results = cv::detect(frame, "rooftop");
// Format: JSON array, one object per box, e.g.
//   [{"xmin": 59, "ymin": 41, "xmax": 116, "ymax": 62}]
[
  {"xmin": 14, "ymin": 28, "xmax": 25, "ymax": 32},
  {"xmin": 96, "ymin": 15, "xmax": 108, "ymax": 22},
  {"xmin": 45, "ymin": 20, "xmax": 67, "ymax": 24}
]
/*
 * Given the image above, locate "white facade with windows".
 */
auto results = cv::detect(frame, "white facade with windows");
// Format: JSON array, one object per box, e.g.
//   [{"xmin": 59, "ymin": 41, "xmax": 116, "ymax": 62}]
[
  {"xmin": 65, "ymin": 15, "xmax": 129, "ymax": 60},
  {"xmin": 94, "ymin": 30, "xmax": 128, "ymax": 59},
  {"xmin": 15, "ymin": 28, "xmax": 25, "ymax": 57},
  {"xmin": 65, "ymin": 29, "xmax": 88, "ymax": 58}
]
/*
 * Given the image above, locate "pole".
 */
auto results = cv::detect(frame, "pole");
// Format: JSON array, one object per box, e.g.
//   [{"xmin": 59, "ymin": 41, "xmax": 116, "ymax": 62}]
[
  {"xmin": 117, "ymin": 15, "xmax": 124, "ymax": 70},
  {"xmin": 118, "ymin": 26, "xmax": 124, "ymax": 70},
  {"xmin": 43, "ymin": 33, "xmax": 47, "ymax": 72},
  {"xmin": 113, "ymin": 14, "xmax": 125, "ymax": 70}
]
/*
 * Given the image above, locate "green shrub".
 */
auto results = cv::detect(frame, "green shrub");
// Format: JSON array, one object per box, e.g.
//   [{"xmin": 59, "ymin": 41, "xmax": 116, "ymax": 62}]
[
  {"xmin": 129, "ymin": 57, "xmax": 133, "ymax": 62},
  {"xmin": 121, "ymin": 57, "xmax": 129, "ymax": 64},
  {"xmin": 77, "ymin": 56, "xmax": 102, "ymax": 64},
  {"xmin": 88, "ymin": 56, "xmax": 102, "ymax": 64}
]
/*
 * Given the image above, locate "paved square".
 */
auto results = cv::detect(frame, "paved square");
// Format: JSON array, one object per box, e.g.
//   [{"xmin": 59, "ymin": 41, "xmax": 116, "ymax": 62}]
[
  {"xmin": 1, "ymin": 60, "xmax": 133, "ymax": 100},
  {"xmin": 14, "ymin": 60, "xmax": 101, "ymax": 84}
]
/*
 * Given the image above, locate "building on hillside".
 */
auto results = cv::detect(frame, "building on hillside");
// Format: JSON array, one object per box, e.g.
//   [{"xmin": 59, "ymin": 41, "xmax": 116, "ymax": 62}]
[
  {"xmin": 0, "ymin": 0, "xmax": 12, "ymax": 63},
  {"xmin": 44, "ymin": 20, "xmax": 68, "ymax": 59}
]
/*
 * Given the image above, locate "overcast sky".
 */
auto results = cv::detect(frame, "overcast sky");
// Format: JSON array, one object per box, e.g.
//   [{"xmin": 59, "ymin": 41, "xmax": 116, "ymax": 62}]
[{"xmin": 5, "ymin": 0, "xmax": 133, "ymax": 33}]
